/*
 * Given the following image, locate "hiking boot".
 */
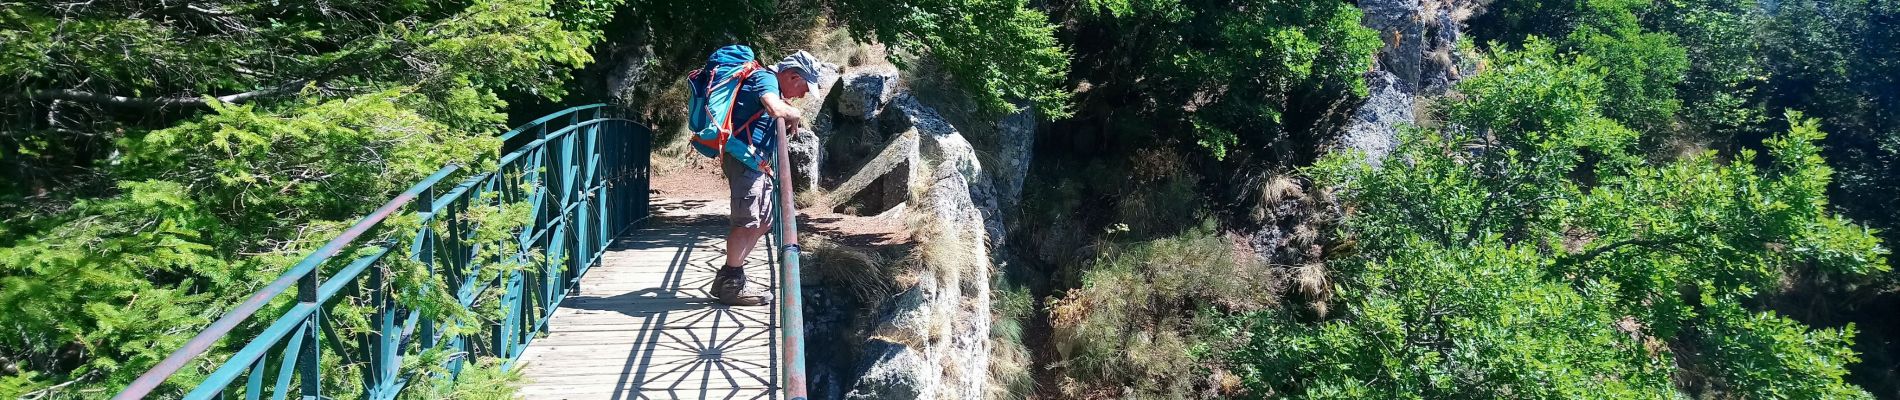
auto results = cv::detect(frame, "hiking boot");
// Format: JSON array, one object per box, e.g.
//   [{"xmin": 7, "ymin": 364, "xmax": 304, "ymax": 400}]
[{"xmin": 713, "ymin": 266, "xmax": 773, "ymax": 306}]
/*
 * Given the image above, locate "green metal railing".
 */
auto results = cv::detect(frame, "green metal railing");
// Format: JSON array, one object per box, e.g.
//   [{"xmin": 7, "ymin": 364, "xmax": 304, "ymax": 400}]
[
  {"xmin": 769, "ymin": 121, "xmax": 809, "ymax": 400},
  {"xmin": 112, "ymin": 104, "xmax": 651, "ymax": 399}
]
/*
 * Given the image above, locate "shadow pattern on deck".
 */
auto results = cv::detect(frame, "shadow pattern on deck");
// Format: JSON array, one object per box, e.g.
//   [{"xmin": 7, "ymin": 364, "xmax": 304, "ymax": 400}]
[{"xmin": 516, "ymin": 201, "xmax": 780, "ymax": 400}]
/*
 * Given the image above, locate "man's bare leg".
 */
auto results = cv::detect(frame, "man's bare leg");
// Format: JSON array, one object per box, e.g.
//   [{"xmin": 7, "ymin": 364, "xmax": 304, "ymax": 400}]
[
  {"xmin": 715, "ymin": 223, "xmax": 774, "ymax": 306},
  {"xmin": 725, "ymin": 225, "xmax": 769, "ymax": 268}
]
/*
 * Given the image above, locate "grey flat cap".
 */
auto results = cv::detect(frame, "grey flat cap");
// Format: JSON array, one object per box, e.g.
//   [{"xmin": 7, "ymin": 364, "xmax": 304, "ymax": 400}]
[{"xmin": 773, "ymin": 50, "xmax": 826, "ymax": 88}]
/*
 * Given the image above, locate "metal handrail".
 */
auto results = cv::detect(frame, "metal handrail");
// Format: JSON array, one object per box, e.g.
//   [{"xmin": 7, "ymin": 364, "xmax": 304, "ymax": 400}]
[
  {"xmin": 113, "ymin": 104, "xmax": 651, "ymax": 399},
  {"xmin": 769, "ymin": 121, "xmax": 809, "ymax": 400}
]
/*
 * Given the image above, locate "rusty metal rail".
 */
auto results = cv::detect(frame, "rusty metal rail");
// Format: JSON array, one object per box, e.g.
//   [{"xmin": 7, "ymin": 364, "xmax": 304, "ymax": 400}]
[{"xmin": 769, "ymin": 120, "xmax": 808, "ymax": 400}]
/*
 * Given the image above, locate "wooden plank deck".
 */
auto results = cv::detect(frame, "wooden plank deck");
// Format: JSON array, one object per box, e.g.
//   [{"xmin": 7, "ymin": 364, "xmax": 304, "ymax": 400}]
[{"xmin": 516, "ymin": 199, "xmax": 780, "ymax": 399}]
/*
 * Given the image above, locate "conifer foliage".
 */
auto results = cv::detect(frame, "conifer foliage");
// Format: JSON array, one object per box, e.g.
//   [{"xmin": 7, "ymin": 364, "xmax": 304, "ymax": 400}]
[{"xmin": 0, "ymin": 0, "xmax": 613, "ymax": 396}]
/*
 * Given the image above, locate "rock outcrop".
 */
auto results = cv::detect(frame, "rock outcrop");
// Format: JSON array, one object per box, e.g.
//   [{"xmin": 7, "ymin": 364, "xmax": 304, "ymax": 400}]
[
  {"xmin": 1339, "ymin": 72, "xmax": 1413, "ymax": 165},
  {"xmin": 828, "ymin": 130, "xmax": 917, "ymax": 214},
  {"xmin": 1342, "ymin": 0, "xmax": 1481, "ymax": 161},
  {"xmin": 847, "ymin": 160, "xmax": 995, "ymax": 400},
  {"xmin": 838, "ymin": 67, "xmax": 900, "ymax": 121},
  {"xmin": 797, "ymin": 64, "xmax": 1025, "ymax": 400},
  {"xmin": 991, "ymin": 106, "xmax": 1037, "ymax": 214},
  {"xmin": 1359, "ymin": 0, "xmax": 1480, "ymax": 95}
]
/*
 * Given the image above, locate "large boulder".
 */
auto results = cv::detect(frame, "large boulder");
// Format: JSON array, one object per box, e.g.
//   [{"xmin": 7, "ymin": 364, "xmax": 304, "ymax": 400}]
[
  {"xmin": 838, "ymin": 66, "xmax": 900, "ymax": 121},
  {"xmin": 828, "ymin": 131, "xmax": 919, "ymax": 215},
  {"xmin": 846, "ymin": 340, "xmax": 939, "ymax": 400},
  {"xmin": 787, "ymin": 127, "xmax": 824, "ymax": 191},
  {"xmin": 887, "ymin": 94, "xmax": 1008, "ymax": 251},
  {"xmin": 881, "ymin": 93, "xmax": 958, "ymax": 138}
]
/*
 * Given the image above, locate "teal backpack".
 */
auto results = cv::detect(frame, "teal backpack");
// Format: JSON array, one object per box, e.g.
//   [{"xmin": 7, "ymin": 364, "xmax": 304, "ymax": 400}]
[{"xmin": 686, "ymin": 45, "xmax": 771, "ymax": 171}]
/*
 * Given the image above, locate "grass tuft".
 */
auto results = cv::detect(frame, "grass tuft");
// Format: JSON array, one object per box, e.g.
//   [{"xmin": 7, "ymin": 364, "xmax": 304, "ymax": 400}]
[{"xmin": 1045, "ymin": 229, "xmax": 1275, "ymax": 398}]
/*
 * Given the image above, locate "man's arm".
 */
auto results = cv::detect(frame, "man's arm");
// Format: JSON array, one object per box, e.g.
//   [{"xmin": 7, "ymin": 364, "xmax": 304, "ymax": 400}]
[{"xmin": 759, "ymin": 92, "xmax": 803, "ymax": 128}]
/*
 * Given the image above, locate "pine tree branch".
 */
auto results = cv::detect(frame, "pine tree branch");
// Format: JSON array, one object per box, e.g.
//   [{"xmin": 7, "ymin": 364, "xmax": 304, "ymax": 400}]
[{"xmin": 25, "ymin": 81, "xmax": 307, "ymax": 109}]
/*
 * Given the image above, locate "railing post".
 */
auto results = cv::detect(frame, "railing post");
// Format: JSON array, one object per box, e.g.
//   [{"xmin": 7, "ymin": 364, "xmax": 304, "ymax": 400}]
[
  {"xmin": 296, "ymin": 263, "xmax": 320, "ymax": 399},
  {"xmin": 772, "ymin": 121, "xmax": 807, "ymax": 400},
  {"xmin": 415, "ymin": 188, "xmax": 437, "ymax": 351}
]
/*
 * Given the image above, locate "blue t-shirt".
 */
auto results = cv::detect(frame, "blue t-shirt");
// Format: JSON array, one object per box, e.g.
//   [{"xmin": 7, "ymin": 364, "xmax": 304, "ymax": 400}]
[{"xmin": 730, "ymin": 70, "xmax": 780, "ymax": 167}]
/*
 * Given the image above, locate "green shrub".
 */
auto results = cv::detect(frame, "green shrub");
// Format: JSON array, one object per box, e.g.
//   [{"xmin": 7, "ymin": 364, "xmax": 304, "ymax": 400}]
[
  {"xmin": 1063, "ymin": 0, "xmax": 1381, "ymax": 162},
  {"xmin": 1227, "ymin": 42, "xmax": 1887, "ymax": 398}
]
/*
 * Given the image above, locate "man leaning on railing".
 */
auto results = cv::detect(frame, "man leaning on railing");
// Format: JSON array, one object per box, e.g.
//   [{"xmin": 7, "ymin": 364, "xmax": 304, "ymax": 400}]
[{"xmin": 683, "ymin": 45, "xmax": 827, "ymax": 306}]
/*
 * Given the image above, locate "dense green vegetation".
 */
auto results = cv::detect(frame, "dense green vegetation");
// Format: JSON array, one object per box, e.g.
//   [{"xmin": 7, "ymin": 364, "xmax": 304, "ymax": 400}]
[
  {"xmin": 3, "ymin": 0, "xmax": 1895, "ymax": 396},
  {"xmin": 1059, "ymin": 0, "xmax": 1380, "ymax": 164},
  {"xmin": 1026, "ymin": 0, "xmax": 1899, "ymax": 397},
  {"xmin": 1237, "ymin": 42, "xmax": 1883, "ymax": 397},
  {"xmin": 1475, "ymin": 0, "xmax": 1900, "ymax": 236}
]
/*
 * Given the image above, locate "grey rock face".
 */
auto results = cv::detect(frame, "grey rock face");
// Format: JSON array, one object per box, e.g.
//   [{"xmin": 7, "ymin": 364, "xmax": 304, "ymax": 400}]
[
  {"xmin": 806, "ymin": 64, "xmax": 1023, "ymax": 400},
  {"xmin": 1341, "ymin": 0, "xmax": 1478, "ymax": 164},
  {"xmin": 602, "ymin": 27, "xmax": 656, "ymax": 105},
  {"xmin": 787, "ymin": 127, "xmax": 824, "ymax": 191},
  {"xmin": 1360, "ymin": 0, "xmax": 1425, "ymax": 93},
  {"xmin": 847, "ymin": 339, "xmax": 939, "ymax": 400},
  {"xmin": 882, "ymin": 94, "xmax": 960, "ymax": 138},
  {"xmin": 992, "ymin": 106, "xmax": 1037, "ymax": 214},
  {"xmin": 842, "ymin": 164, "xmax": 994, "ymax": 400},
  {"xmin": 1420, "ymin": 8, "xmax": 1468, "ymax": 95},
  {"xmin": 1357, "ymin": 0, "xmax": 1478, "ymax": 95},
  {"xmin": 1339, "ymin": 72, "xmax": 1414, "ymax": 166},
  {"xmin": 839, "ymin": 67, "xmax": 900, "ymax": 121}
]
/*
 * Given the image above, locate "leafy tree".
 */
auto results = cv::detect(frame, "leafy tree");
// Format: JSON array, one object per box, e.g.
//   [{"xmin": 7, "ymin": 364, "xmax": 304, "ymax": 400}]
[
  {"xmin": 1648, "ymin": 0, "xmax": 1771, "ymax": 143},
  {"xmin": 1471, "ymin": 0, "xmax": 1689, "ymax": 132},
  {"xmin": 0, "ymin": 0, "xmax": 600, "ymax": 200},
  {"xmin": 835, "ymin": 0, "xmax": 1072, "ymax": 117},
  {"xmin": 578, "ymin": 0, "xmax": 1071, "ymax": 121},
  {"xmin": 1058, "ymin": 0, "xmax": 1381, "ymax": 163},
  {"xmin": 1755, "ymin": 0, "xmax": 1900, "ymax": 238},
  {"xmin": 1228, "ymin": 43, "xmax": 1886, "ymax": 398}
]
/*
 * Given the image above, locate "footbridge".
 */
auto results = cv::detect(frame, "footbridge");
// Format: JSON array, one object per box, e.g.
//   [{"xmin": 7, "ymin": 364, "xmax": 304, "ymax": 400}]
[{"xmin": 110, "ymin": 105, "xmax": 808, "ymax": 400}]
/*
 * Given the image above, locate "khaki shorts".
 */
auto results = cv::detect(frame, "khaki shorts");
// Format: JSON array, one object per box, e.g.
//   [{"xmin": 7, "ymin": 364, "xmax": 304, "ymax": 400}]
[{"xmin": 722, "ymin": 155, "xmax": 773, "ymax": 229}]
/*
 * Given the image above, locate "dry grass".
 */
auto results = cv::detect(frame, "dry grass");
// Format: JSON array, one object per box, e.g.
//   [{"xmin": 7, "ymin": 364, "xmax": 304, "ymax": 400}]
[
  {"xmin": 1045, "ymin": 230, "xmax": 1276, "ymax": 398},
  {"xmin": 804, "ymin": 235, "xmax": 897, "ymax": 307},
  {"xmin": 795, "ymin": 189, "xmax": 832, "ymax": 210},
  {"xmin": 988, "ymin": 282, "xmax": 1037, "ymax": 400},
  {"xmin": 1291, "ymin": 262, "xmax": 1333, "ymax": 318}
]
